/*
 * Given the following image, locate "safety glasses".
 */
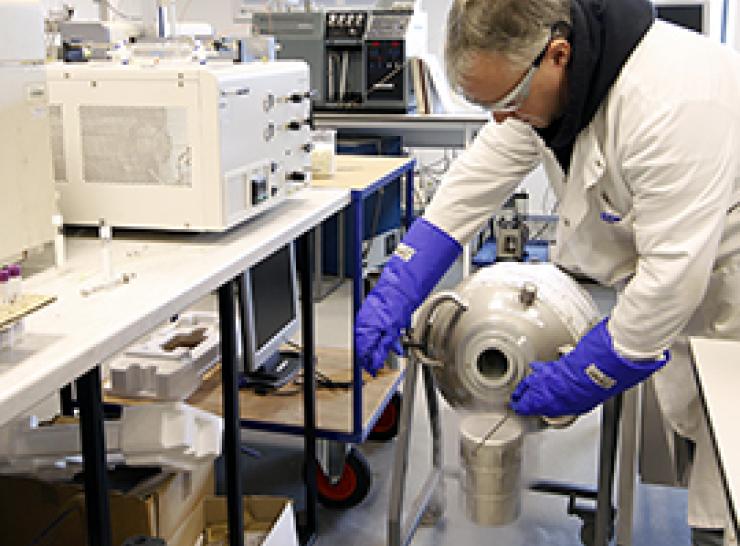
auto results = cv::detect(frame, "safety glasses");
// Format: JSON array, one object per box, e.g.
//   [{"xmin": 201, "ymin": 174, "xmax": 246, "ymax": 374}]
[
  {"xmin": 480, "ymin": 45, "xmax": 548, "ymax": 114},
  {"xmin": 475, "ymin": 22, "xmax": 571, "ymax": 114}
]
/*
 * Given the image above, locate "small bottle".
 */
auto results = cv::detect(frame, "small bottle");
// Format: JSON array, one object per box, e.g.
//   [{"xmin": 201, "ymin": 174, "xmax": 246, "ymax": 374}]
[
  {"xmin": 52, "ymin": 214, "xmax": 65, "ymax": 268},
  {"xmin": 193, "ymin": 40, "xmax": 206, "ymax": 65},
  {"xmin": 0, "ymin": 270, "xmax": 9, "ymax": 305},
  {"xmin": 7, "ymin": 264, "xmax": 21, "ymax": 304},
  {"xmin": 99, "ymin": 221, "xmax": 113, "ymax": 281},
  {"xmin": 119, "ymin": 42, "xmax": 131, "ymax": 66}
]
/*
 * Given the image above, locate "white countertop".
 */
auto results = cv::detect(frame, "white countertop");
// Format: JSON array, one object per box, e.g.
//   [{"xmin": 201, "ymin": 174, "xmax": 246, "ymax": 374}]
[
  {"xmin": 0, "ymin": 188, "xmax": 349, "ymax": 427},
  {"xmin": 313, "ymin": 112, "xmax": 490, "ymax": 149},
  {"xmin": 311, "ymin": 155, "xmax": 415, "ymax": 191},
  {"xmin": 689, "ymin": 337, "xmax": 740, "ymax": 532}
]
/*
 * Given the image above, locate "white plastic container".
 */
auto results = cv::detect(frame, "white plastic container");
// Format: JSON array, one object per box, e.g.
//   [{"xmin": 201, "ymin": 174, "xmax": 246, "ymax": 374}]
[{"xmin": 310, "ymin": 129, "xmax": 336, "ymax": 179}]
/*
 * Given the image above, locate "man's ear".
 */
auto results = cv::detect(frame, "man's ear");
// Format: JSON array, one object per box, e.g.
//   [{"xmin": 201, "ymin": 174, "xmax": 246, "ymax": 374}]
[{"xmin": 549, "ymin": 39, "xmax": 571, "ymax": 67}]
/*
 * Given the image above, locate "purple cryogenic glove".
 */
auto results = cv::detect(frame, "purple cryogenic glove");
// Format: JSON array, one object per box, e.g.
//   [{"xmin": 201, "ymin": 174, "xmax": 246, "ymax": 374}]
[
  {"xmin": 511, "ymin": 318, "xmax": 669, "ymax": 418},
  {"xmin": 354, "ymin": 218, "xmax": 461, "ymax": 376}
]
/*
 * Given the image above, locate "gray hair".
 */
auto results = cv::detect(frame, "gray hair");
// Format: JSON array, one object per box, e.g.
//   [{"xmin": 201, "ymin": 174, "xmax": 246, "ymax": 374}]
[{"xmin": 445, "ymin": 0, "xmax": 572, "ymax": 91}]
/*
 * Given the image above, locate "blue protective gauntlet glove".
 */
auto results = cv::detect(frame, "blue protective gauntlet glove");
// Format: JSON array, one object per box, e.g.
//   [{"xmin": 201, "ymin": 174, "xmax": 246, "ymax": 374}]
[
  {"xmin": 510, "ymin": 318, "xmax": 669, "ymax": 417},
  {"xmin": 354, "ymin": 218, "xmax": 461, "ymax": 376}
]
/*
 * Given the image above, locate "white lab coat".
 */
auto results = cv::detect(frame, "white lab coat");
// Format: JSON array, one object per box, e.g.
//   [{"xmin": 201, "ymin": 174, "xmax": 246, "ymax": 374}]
[{"xmin": 424, "ymin": 21, "xmax": 740, "ymax": 528}]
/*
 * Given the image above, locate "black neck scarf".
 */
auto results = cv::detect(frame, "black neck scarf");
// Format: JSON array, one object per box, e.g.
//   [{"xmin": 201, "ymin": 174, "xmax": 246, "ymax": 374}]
[{"xmin": 536, "ymin": 0, "xmax": 655, "ymax": 173}]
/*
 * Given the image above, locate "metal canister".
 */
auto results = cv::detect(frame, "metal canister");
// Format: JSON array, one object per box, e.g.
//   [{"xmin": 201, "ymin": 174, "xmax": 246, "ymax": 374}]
[
  {"xmin": 418, "ymin": 262, "xmax": 600, "ymax": 413},
  {"xmin": 459, "ymin": 413, "xmax": 525, "ymax": 526}
]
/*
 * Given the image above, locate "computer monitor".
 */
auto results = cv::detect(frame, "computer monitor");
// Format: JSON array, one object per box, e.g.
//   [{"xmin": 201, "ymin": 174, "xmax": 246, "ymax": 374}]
[
  {"xmin": 238, "ymin": 243, "xmax": 299, "ymax": 378},
  {"xmin": 655, "ymin": 1, "xmax": 708, "ymax": 34}
]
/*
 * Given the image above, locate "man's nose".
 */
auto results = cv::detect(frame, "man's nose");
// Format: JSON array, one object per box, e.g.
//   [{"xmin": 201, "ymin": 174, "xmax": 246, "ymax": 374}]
[{"xmin": 493, "ymin": 111, "xmax": 515, "ymax": 124}]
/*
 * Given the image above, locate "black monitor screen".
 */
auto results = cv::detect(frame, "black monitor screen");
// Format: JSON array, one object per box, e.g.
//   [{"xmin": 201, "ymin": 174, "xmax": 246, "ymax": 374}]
[
  {"xmin": 656, "ymin": 5, "xmax": 704, "ymax": 33},
  {"xmin": 251, "ymin": 244, "xmax": 296, "ymax": 350}
]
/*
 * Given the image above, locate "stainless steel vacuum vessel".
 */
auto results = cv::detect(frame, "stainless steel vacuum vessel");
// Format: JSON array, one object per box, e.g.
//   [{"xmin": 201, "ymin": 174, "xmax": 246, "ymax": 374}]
[{"xmin": 410, "ymin": 262, "xmax": 600, "ymax": 527}]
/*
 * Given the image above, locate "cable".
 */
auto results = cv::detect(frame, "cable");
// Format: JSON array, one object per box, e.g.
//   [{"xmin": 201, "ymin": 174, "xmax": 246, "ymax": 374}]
[
  {"xmin": 472, "ymin": 408, "xmax": 511, "ymax": 455},
  {"xmin": 285, "ymin": 340, "xmax": 302, "ymax": 351},
  {"xmin": 531, "ymin": 221, "xmax": 552, "ymax": 242},
  {"xmin": 244, "ymin": 341, "xmax": 357, "ymax": 395},
  {"xmin": 27, "ymin": 501, "xmax": 81, "ymax": 546},
  {"xmin": 366, "ymin": 59, "xmax": 410, "ymax": 97}
]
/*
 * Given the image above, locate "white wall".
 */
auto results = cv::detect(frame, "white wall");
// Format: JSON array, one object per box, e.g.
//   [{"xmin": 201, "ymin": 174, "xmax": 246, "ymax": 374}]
[
  {"xmin": 420, "ymin": 0, "xmax": 451, "ymax": 60},
  {"xmin": 170, "ymin": 0, "xmax": 248, "ymax": 35},
  {"xmin": 36, "ymin": 0, "xmax": 551, "ymax": 213},
  {"xmin": 42, "ymin": 0, "xmax": 248, "ymax": 35},
  {"xmin": 43, "ymin": 0, "xmax": 98, "ymax": 18},
  {"xmin": 731, "ymin": 0, "xmax": 740, "ymax": 49}
]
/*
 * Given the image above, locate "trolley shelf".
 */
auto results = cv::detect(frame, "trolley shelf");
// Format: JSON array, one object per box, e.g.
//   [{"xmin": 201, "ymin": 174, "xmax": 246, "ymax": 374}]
[{"xmin": 186, "ymin": 347, "xmax": 406, "ymax": 443}]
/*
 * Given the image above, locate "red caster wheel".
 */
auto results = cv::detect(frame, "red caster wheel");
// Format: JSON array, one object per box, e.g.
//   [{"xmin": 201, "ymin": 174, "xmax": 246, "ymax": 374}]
[
  {"xmin": 368, "ymin": 392, "xmax": 401, "ymax": 442},
  {"xmin": 316, "ymin": 447, "xmax": 372, "ymax": 509}
]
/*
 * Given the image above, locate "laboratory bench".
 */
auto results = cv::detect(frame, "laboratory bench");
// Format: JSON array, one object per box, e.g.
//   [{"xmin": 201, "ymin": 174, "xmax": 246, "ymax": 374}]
[
  {"xmin": 0, "ymin": 154, "xmax": 417, "ymax": 545},
  {"xmin": 0, "ymin": 186, "xmax": 349, "ymax": 546},
  {"xmin": 690, "ymin": 337, "xmax": 740, "ymax": 537}
]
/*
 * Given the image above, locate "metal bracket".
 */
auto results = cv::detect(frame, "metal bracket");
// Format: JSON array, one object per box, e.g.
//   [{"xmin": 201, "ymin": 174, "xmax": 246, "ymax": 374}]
[
  {"xmin": 317, "ymin": 439, "xmax": 350, "ymax": 484},
  {"xmin": 388, "ymin": 352, "xmax": 445, "ymax": 546},
  {"xmin": 406, "ymin": 291, "xmax": 468, "ymax": 368}
]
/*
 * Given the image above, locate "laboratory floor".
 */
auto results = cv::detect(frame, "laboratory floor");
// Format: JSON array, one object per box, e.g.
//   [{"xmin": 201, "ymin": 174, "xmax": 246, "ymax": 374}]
[{"xmin": 216, "ymin": 261, "xmax": 691, "ymax": 546}]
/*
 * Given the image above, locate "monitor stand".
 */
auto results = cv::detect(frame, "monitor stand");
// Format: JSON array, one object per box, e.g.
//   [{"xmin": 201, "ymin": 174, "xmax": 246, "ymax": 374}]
[{"xmin": 239, "ymin": 350, "xmax": 302, "ymax": 392}]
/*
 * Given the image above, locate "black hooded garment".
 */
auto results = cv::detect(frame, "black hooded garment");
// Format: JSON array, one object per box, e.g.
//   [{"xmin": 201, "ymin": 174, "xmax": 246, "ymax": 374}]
[{"xmin": 536, "ymin": 0, "xmax": 655, "ymax": 173}]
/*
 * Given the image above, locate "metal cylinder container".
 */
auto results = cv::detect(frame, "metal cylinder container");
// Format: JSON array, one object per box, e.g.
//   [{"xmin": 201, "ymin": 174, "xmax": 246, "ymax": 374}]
[
  {"xmin": 414, "ymin": 262, "xmax": 600, "ymax": 412},
  {"xmin": 405, "ymin": 263, "xmax": 600, "ymax": 528},
  {"xmin": 460, "ymin": 412, "xmax": 526, "ymax": 526}
]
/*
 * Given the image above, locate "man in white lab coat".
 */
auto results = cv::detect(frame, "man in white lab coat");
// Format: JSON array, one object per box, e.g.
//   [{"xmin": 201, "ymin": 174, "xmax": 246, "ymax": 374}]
[{"xmin": 354, "ymin": 0, "xmax": 740, "ymax": 544}]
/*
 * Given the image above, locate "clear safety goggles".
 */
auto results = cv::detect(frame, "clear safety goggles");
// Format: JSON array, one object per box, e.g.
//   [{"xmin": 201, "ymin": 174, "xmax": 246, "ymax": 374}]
[
  {"xmin": 475, "ymin": 22, "xmax": 571, "ymax": 114},
  {"xmin": 482, "ymin": 62, "xmax": 540, "ymax": 113}
]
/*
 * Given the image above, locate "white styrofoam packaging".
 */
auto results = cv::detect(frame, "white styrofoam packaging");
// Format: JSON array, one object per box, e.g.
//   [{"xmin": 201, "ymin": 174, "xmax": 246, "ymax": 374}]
[
  {"xmin": 0, "ymin": 402, "xmax": 222, "ymax": 474},
  {"xmin": 108, "ymin": 312, "xmax": 220, "ymax": 401},
  {"xmin": 119, "ymin": 402, "xmax": 223, "ymax": 472},
  {"xmin": 0, "ymin": 416, "xmax": 121, "ymax": 475},
  {"xmin": 47, "ymin": 59, "xmax": 311, "ymax": 232}
]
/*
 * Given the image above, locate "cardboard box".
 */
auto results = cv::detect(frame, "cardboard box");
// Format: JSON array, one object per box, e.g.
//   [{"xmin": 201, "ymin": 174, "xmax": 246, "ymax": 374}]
[
  {"xmin": 168, "ymin": 499, "xmax": 207, "ymax": 546},
  {"xmin": 0, "ymin": 460, "xmax": 214, "ymax": 546},
  {"xmin": 201, "ymin": 496, "xmax": 299, "ymax": 546}
]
